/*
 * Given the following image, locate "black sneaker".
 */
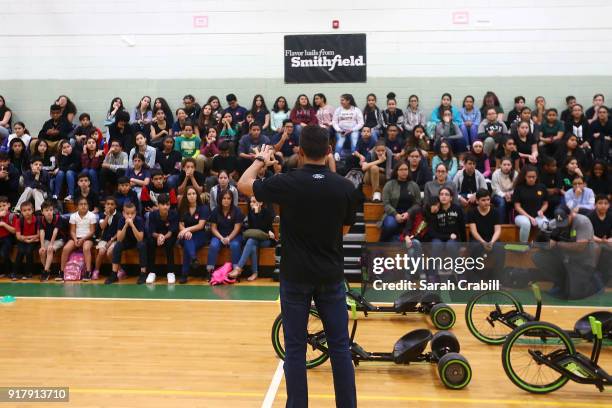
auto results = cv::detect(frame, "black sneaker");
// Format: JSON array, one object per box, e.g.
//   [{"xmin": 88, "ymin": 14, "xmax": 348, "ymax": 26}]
[
  {"xmin": 136, "ymin": 273, "xmax": 147, "ymax": 285},
  {"xmin": 55, "ymin": 272, "xmax": 64, "ymax": 281},
  {"xmin": 178, "ymin": 273, "xmax": 188, "ymax": 284},
  {"xmin": 105, "ymin": 272, "xmax": 119, "ymax": 285},
  {"xmin": 10, "ymin": 273, "xmax": 18, "ymax": 281},
  {"xmin": 40, "ymin": 271, "xmax": 50, "ymax": 282}
]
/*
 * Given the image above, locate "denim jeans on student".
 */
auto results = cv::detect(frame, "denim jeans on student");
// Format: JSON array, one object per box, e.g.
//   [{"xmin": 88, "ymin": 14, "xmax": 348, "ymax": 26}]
[
  {"xmin": 492, "ymin": 195, "xmax": 509, "ymax": 223},
  {"xmin": 380, "ymin": 214, "xmax": 404, "ymax": 242},
  {"xmin": 180, "ymin": 230, "xmax": 208, "ymax": 273},
  {"xmin": 207, "ymin": 235, "xmax": 242, "ymax": 268},
  {"xmin": 370, "ymin": 127, "xmax": 381, "ymax": 142},
  {"xmin": 460, "ymin": 122, "xmax": 479, "ymax": 146},
  {"xmin": 54, "ymin": 169, "xmax": 76, "ymax": 197},
  {"xmin": 280, "ymin": 278, "xmax": 356, "ymax": 408},
  {"xmin": 334, "ymin": 130, "xmax": 360, "ymax": 158},
  {"xmin": 82, "ymin": 169, "xmax": 100, "ymax": 193},
  {"xmin": 237, "ymin": 238, "xmax": 271, "ymax": 273},
  {"xmin": 0, "ymin": 236, "xmax": 14, "ymax": 274},
  {"xmin": 514, "ymin": 215, "xmax": 549, "ymax": 243},
  {"xmin": 112, "ymin": 240, "xmax": 147, "ymax": 267}
]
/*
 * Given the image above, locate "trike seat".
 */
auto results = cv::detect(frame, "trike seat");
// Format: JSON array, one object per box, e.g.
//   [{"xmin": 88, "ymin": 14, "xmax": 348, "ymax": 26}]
[
  {"xmin": 394, "ymin": 291, "xmax": 441, "ymax": 312},
  {"xmin": 574, "ymin": 311, "xmax": 612, "ymax": 340},
  {"xmin": 393, "ymin": 329, "xmax": 432, "ymax": 364}
]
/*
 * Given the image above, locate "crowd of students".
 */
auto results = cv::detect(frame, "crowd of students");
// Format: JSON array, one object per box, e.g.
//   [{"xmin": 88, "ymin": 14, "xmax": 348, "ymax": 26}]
[{"xmin": 0, "ymin": 91, "xmax": 610, "ymax": 285}]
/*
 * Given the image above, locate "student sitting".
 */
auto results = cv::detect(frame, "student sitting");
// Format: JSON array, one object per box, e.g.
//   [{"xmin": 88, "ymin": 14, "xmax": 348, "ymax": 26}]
[
  {"xmin": 589, "ymin": 195, "xmax": 611, "ymax": 243},
  {"xmin": 404, "ymin": 125, "xmax": 430, "ymax": 156},
  {"xmin": 128, "ymin": 132, "xmax": 156, "ymax": 170},
  {"xmin": 72, "ymin": 113, "xmax": 102, "ymax": 153},
  {"xmin": 146, "ymin": 193, "xmax": 179, "ymax": 284},
  {"xmin": 332, "ymin": 94, "xmax": 364, "ymax": 158},
  {"xmin": 200, "ymin": 127, "xmax": 220, "ymax": 170},
  {"xmin": 431, "ymin": 140, "xmax": 459, "ymax": 181},
  {"xmin": 564, "ymin": 176, "xmax": 595, "ymax": 215},
  {"xmin": 0, "ymin": 196, "xmax": 16, "ymax": 277},
  {"xmin": 15, "ymin": 156, "xmax": 50, "ymax": 212},
  {"xmin": 385, "ymin": 124, "xmax": 404, "ymax": 160},
  {"xmin": 5, "ymin": 122, "xmax": 31, "ymax": 155},
  {"xmin": 209, "ymin": 140, "xmax": 238, "ymax": 188},
  {"xmin": 512, "ymin": 165, "xmax": 549, "ymax": 242},
  {"xmin": 12, "ymin": 201, "xmax": 40, "ymax": 280},
  {"xmin": 38, "ymin": 199, "xmax": 65, "ymax": 281},
  {"xmin": 405, "ymin": 147, "xmax": 432, "ymax": 191},
  {"xmin": 434, "ymin": 108, "xmax": 465, "ymax": 153},
  {"xmin": 177, "ymin": 186, "xmax": 210, "ymax": 284},
  {"xmin": 107, "ymin": 111, "xmax": 135, "ymax": 153},
  {"xmin": 74, "ymin": 172, "xmax": 100, "ymax": 214},
  {"xmin": 229, "ymin": 196, "xmax": 275, "ymax": 281},
  {"xmin": 424, "ymin": 163, "xmax": 457, "ymax": 207},
  {"xmin": 174, "ymin": 120, "xmax": 205, "ymax": 172},
  {"xmin": 271, "ymin": 120, "xmax": 300, "ymax": 170},
  {"xmin": 38, "ymin": 104, "xmax": 72, "ymax": 153},
  {"xmin": 141, "ymin": 169, "xmax": 178, "ymax": 212},
  {"xmin": 362, "ymin": 93, "xmax": 384, "ymax": 140},
  {"xmin": 237, "ymin": 122, "xmax": 271, "ymax": 174},
  {"xmin": 380, "ymin": 161, "xmax": 422, "ymax": 242},
  {"xmin": 100, "ymin": 139, "xmax": 128, "ymax": 194},
  {"xmin": 33, "ymin": 139, "xmax": 56, "ymax": 175},
  {"xmin": 467, "ymin": 189, "xmax": 504, "ymax": 279},
  {"xmin": 177, "ymin": 158, "xmax": 206, "ymax": 200},
  {"xmin": 453, "ymin": 154, "xmax": 487, "ymax": 210},
  {"xmin": 106, "ymin": 202, "xmax": 147, "ymax": 285},
  {"xmin": 53, "ymin": 139, "xmax": 81, "ymax": 201},
  {"xmin": 382, "ymin": 93, "xmax": 405, "ymax": 134},
  {"xmin": 155, "ymin": 136, "xmax": 182, "ymax": 189},
  {"xmin": 114, "ymin": 176, "xmax": 140, "ymax": 213},
  {"xmin": 357, "ymin": 139, "xmax": 393, "ymax": 203},
  {"xmin": 209, "ymin": 170, "xmax": 239, "ymax": 211},
  {"xmin": 477, "ymin": 107, "xmax": 509, "ymax": 157},
  {"xmin": 460, "ymin": 95, "xmax": 481, "ymax": 146},
  {"xmin": 60, "ymin": 197, "xmax": 96, "ymax": 281},
  {"xmin": 539, "ymin": 156, "xmax": 564, "ymax": 217},
  {"xmin": 94, "ymin": 197, "xmax": 120, "ymax": 280},
  {"xmin": 587, "ymin": 160, "xmax": 610, "ymax": 198},
  {"xmin": 0, "ymin": 152, "xmax": 20, "ymax": 207},
  {"xmin": 81, "ymin": 136, "xmax": 103, "ymax": 194},
  {"xmin": 125, "ymin": 153, "xmax": 150, "ymax": 199},
  {"xmin": 206, "ymin": 189, "xmax": 243, "ymax": 278},
  {"xmin": 491, "ymin": 157, "xmax": 518, "ymax": 223},
  {"xmin": 538, "ymin": 108, "xmax": 565, "ymax": 158},
  {"xmin": 404, "ymin": 94, "xmax": 427, "ymax": 134}
]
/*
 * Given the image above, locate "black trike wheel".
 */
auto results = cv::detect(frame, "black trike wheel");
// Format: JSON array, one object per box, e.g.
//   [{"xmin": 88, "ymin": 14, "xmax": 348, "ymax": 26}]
[
  {"xmin": 437, "ymin": 352, "xmax": 472, "ymax": 389},
  {"xmin": 465, "ymin": 290, "xmax": 524, "ymax": 345},
  {"xmin": 501, "ymin": 321, "xmax": 574, "ymax": 394},
  {"xmin": 431, "ymin": 330, "xmax": 460, "ymax": 360},
  {"xmin": 430, "ymin": 303, "xmax": 456, "ymax": 330},
  {"xmin": 271, "ymin": 308, "xmax": 330, "ymax": 369}
]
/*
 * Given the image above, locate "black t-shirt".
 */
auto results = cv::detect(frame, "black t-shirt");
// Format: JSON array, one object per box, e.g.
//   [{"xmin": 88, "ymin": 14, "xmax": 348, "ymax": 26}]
[
  {"xmin": 460, "ymin": 172, "xmax": 477, "ymax": 195},
  {"xmin": 253, "ymin": 164, "xmax": 357, "ymax": 284},
  {"xmin": 209, "ymin": 206, "xmax": 243, "ymax": 237},
  {"xmin": 396, "ymin": 181, "xmax": 414, "ymax": 213},
  {"xmin": 117, "ymin": 215, "xmax": 144, "ymax": 246},
  {"xmin": 467, "ymin": 207, "xmax": 499, "ymax": 242},
  {"xmin": 540, "ymin": 171, "xmax": 562, "ymax": 190},
  {"xmin": 212, "ymin": 155, "xmax": 238, "ymax": 174},
  {"xmin": 156, "ymin": 149, "xmax": 182, "ymax": 175},
  {"xmin": 178, "ymin": 171, "xmax": 206, "ymax": 190},
  {"xmin": 512, "ymin": 183, "xmax": 547, "ymax": 217},
  {"xmin": 40, "ymin": 214, "xmax": 65, "ymax": 241},
  {"xmin": 512, "ymin": 133, "xmax": 536, "ymax": 156},
  {"xmin": 179, "ymin": 205, "xmax": 210, "ymax": 229},
  {"xmin": 148, "ymin": 209, "xmax": 179, "ymax": 236},
  {"xmin": 588, "ymin": 211, "xmax": 612, "ymax": 239},
  {"xmin": 495, "ymin": 146, "xmax": 520, "ymax": 163}
]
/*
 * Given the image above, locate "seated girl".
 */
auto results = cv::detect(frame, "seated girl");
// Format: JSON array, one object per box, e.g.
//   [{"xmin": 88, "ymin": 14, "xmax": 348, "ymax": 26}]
[
  {"xmin": 431, "ymin": 140, "xmax": 458, "ymax": 181},
  {"xmin": 177, "ymin": 186, "xmax": 210, "ymax": 284},
  {"xmin": 470, "ymin": 140, "xmax": 491, "ymax": 179},
  {"xmin": 206, "ymin": 189, "xmax": 243, "ymax": 278}
]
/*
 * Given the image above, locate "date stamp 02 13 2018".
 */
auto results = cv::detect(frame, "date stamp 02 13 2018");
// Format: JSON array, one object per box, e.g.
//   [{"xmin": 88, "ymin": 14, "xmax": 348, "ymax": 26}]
[{"xmin": 0, "ymin": 387, "xmax": 69, "ymax": 402}]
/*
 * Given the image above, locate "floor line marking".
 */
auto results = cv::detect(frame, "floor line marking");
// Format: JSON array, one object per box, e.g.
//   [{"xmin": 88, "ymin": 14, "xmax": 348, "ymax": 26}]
[
  {"xmin": 261, "ymin": 360, "xmax": 284, "ymax": 408},
  {"xmin": 64, "ymin": 387, "xmax": 611, "ymax": 407},
  {"xmin": 13, "ymin": 296, "xmax": 277, "ymax": 303}
]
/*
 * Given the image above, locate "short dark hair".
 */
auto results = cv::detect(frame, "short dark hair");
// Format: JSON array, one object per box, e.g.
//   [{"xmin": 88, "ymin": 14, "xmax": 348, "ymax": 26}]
[
  {"xmin": 546, "ymin": 108, "xmax": 558, "ymax": 115},
  {"xmin": 565, "ymin": 95, "xmax": 576, "ymax": 104},
  {"xmin": 183, "ymin": 120, "xmax": 193, "ymax": 129},
  {"xmin": 50, "ymin": 104, "xmax": 62, "ymax": 112},
  {"xmin": 464, "ymin": 154, "xmax": 477, "ymax": 164},
  {"xmin": 595, "ymin": 194, "xmax": 609, "ymax": 203},
  {"xmin": 218, "ymin": 141, "xmax": 230, "ymax": 152},
  {"xmin": 0, "ymin": 152, "xmax": 8, "ymax": 161},
  {"xmin": 30, "ymin": 156, "xmax": 43, "ymax": 165},
  {"xmin": 77, "ymin": 172, "xmax": 90, "ymax": 181},
  {"xmin": 79, "ymin": 113, "xmax": 91, "ymax": 121},
  {"xmin": 76, "ymin": 196, "xmax": 89, "ymax": 205},
  {"xmin": 123, "ymin": 202, "xmax": 136, "ymax": 211},
  {"xmin": 0, "ymin": 196, "xmax": 8, "ymax": 204},
  {"xmin": 150, "ymin": 169, "xmax": 163, "ymax": 178},
  {"xmin": 183, "ymin": 94, "xmax": 195, "ymax": 101},
  {"xmin": 514, "ymin": 96, "xmax": 525, "ymax": 103},
  {"xmin": 20, "ymin": 201, "xmax": 33, "ymax": 209},
  {"xmin": 116, "ymin": 110, "xmax": 130, "ymax": 123},
  {"xmin": 226, "ymin": 93, "xmax": 237, "ymax": 102},
  {"xmin": 299, "ymin": 125, "xmax": 329, "ymax": 160},
  {"xmin": 157, "ymin": 193, "xmax": 170, "ymax": 205},
  {"xmin": 110, "ymin": 139, "xmax": 122, "ymax": 148},
  {"xmin": 105, "ymin": 196, "xmax": 117, "ymax": 205},
  {"xmin": 117, "ymin": 176, "xmax": 130, "ymax": 185},
  {"xmin": 249, "ymin": 121, "xmax": 261, "ymax": 130},
  {"xmin": 282, "ymin": 119, "xmax": 293, "ymax": 127},
  {"xmin": 41, "ymin": 199, "xmax": 55, "ymax": 210},
  {"xmin": 476, "ymin": 188, "xmax": 490, "ymax": 199},
  {"xmin": 182, "ymin": 157, "xmax": 196, "ymax": 167}
]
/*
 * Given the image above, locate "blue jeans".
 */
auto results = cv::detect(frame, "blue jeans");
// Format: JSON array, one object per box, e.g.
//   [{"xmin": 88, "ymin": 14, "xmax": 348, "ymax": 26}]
[
  {"xmin": 492, "ymin": 195, "xmax": 509, "ymax": 223},
  {"xmin": 180, "ymin": 230, "xmax": 208, "ymax": 273},
  {"xmin": 237, "ymin": 238, "xmax": 271, "ymax": 273},
  {"xmin": 334, "ymin": 130, "xmax": 360, "ymax": 158},
  {"xmin": 53, "ymin": 169, "xmax": 76, "ymax": 197},
  {"xmin": 82, "ymin": 169, "xmax": 100, "ymax": 193},
  {"xmin": 280, "ymin": 279, "xmax": 356, "ymax": 408},
  {"xmin": 207, "ymin": 235, "xmax": 242, "ymax": 268},
  {"xmin": 460, "ymin": 122, "xmax": 479, "ymax": 146},
  {"xmin": 380, "ymin": 214, "xmax": 404, "ymax": 242},
  {"xmin": 370, "ymin": 127, "xmax": 381, "ymax": 142},
  {"xmin": 446, "ymin": 136, "xmax": 468, "ymax": 154}
]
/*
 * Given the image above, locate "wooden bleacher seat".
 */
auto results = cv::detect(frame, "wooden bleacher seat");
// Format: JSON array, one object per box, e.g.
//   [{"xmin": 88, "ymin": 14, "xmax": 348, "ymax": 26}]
[
  {"xmin": 64, "ymin": 201, "xmax": 77, "ymax": 213},
  {"xmin": 362, "ymin": 184, "xmax": 373, "ymax": 200},
  {"xmin": 365, "ymin": 223, "xmax": 381, "ymax": 243},
  {"xmin": 120, "ymin": 246, "xmax": 276, "ymax": 267},
  {"xmin": 363, "ymin": 202, "xmax": 384, "ymax": 222}
]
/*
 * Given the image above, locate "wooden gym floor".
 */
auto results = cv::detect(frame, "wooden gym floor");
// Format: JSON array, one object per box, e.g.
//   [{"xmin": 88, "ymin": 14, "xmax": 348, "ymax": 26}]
[{"xmin": 0, "ymin": 279, "xmax": 610, "ymax": 408}]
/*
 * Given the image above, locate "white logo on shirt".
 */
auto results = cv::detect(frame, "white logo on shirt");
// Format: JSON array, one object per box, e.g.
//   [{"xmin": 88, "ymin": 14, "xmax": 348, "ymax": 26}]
[{"xmin": 313, "ymin": 174, "xmax": 325, "ymax": 179}]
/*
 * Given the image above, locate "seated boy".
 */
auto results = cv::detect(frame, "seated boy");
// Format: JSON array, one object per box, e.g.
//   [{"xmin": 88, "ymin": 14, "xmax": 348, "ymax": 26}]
[
  {"xmin": 12, "ymin": 201, "xmax": 40, "ymax": 280},
  {"xmin": 94, "ymin": 197, "xmax": 120, "ymax": 280},
  {"xmin": 141, "ymin": 169, "xmax": 178, "ymax": 212},
  {"xmin": 38, "ymin": 199, "xmax": 65, "ymax": 281},
  {"xmin": 100, "ymin": 139, "xmax": 128, "ymax": 194},
  {"xmin": 106, "ymin": 202, "xmax": 147, "ymax": 285},
  {"xmin": 174, "ymin": 120, "xmax": 205, "ymax": 173},
  {"xmin": 72, "ymin": 113, "xmax": 101, "ymax": 152},
  {"xmin": 146, "ymin": 194, "xmax": 179, "ymax": 284},
  {"xmin": 74, "ymin": 172, "xmax": 100, "ymax": 214},
  {"xmin": 114, "ymin": 176, "xmax": 141, "ymax": 213},
  {"xmin": 15, "ymin": 157, "xmax": 50, "ymax": 212},
  {"xmin": 0, "ymin": 196, "xmax": 16, "ymax": 277}
]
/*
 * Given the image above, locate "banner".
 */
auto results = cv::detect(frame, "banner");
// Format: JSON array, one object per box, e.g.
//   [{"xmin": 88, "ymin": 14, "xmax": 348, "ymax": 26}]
[{"xmin": 284, "ymin": 34, "xmax": 367, "ymax": 83}]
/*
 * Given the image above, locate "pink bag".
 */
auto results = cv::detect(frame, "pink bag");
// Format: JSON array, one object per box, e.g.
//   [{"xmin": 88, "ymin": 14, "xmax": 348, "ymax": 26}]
[
  {"xmin": 64, "ymin": 251, "xmax": 85, "ymax": 281},
  {"xmin": 209, "ymin": 262, "xmax": 236, "ymax": 286}
]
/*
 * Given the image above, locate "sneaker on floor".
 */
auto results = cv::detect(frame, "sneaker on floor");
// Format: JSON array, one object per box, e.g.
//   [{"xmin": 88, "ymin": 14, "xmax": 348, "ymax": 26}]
[
  {"xmin": 136, "ymin": 273, "xmax": 147, "ymax": 285},
  {"xmin": 21, "ymin": 274, "xmax": 30, "ymax": 280},
  {"xmin": 55, "ymin": 272, "xmax": 64, "ymax": 282},
  {"xmin": 63, "ymin": 195, "xmax": 72, "ymax": 202},
  {"xmin": 10, "ymin": 273, "xmax": 18, "ymax": 281},
  {"xmin": 0, "ymin": 273, "xmax": 5, "ymax": 279},
  {"xmin": 178, "ymin": 273, "xmax": 188, "ymax": 284},
  {"xmin": 40, "ymin": 271, "xmax": 50, "ymax": 282},
  {"xmin": 372, "ymin": 191, "xmax": 382, "ymax": 202},
  {"xmin": 146, "ymin": 272, "xmax": 156, "ymax": 284},
  {"xmin": 91, "ymin": 269, "xmax": 100, "ymax": 280},
  {"xmin": 334, "ymin": 152, "xmax": 341, "ymax": 162},
  {"xmin": 82, "ymin": 271, "xmax": 91, "ymax": 282},
  {"xmin": 117, "ymin": 268, "xmax": 127, "ymax": 280},
  {"xmin": 167, "ymin": 273, "xmax": 176, "ymax": 284},
  {"xmin": 105, "ymin": 273, "xmax": 118, "ymax": 285}
]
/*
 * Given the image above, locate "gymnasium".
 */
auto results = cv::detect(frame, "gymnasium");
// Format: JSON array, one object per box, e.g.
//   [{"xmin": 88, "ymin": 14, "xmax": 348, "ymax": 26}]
[{"xmin": 0, "ymin": 1, "xmax": 610, "ymax": 407}]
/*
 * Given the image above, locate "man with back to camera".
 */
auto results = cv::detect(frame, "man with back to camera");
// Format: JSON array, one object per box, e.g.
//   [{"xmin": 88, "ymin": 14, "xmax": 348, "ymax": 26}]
[{"xmin": 238, "ymin": 126, "xmax": 358, "ymax": 408}]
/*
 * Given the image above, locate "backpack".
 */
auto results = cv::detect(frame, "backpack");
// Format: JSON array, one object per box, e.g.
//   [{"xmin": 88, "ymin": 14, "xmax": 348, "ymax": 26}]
[
  {"xmin": 209, "ymin": 262, "xmax": 236, "ymax": 286},
  {"xmin": 64, "ymin": 251, "xmax": 85, "ymax": 281}
]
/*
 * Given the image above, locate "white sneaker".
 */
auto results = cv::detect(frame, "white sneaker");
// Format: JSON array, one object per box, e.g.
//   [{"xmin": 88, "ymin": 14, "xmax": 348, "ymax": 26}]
[
  {"xmin": 64, "ymin": 195, "xmax": 72, "ymax": 202},
  {"xmin": 372, "ymin": 192, "xmax": 382, "ymax": 202},
  {"xmin": 167, "ymin": 273, "xmax": 176, "ymax": 284},
  {"xmin": 334, "ymin": 152, "xmax": 341, "ymax": 162},
  {"xmin": 145, "ymin": 272, "xmax": 156, "ymax": 284}
]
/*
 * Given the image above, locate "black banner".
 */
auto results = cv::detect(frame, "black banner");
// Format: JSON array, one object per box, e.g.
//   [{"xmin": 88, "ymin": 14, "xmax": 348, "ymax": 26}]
[{"xmin": 284, "ymin": 34, "xmax": 367, "ymax": 84}]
